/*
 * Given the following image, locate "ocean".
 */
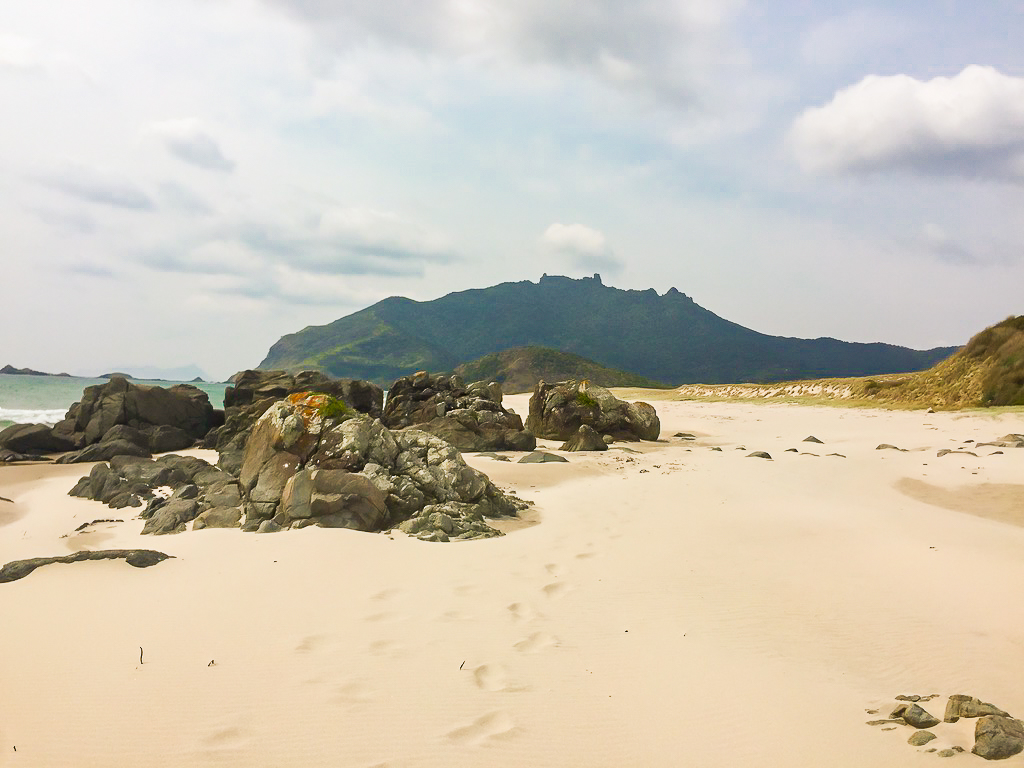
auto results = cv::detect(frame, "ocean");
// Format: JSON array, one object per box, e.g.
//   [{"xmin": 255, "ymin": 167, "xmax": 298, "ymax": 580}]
[{"xmin": 0, "ymin": 374, "xmax": 229, "ymax": 430}]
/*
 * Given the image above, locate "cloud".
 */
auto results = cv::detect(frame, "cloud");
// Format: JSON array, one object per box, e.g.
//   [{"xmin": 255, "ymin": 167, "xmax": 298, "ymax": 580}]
[
  {"xmin": 150, "ymin": 119, "xmax": 235, "ymax": 172},
  {"xmin": 158, "ymin": 182, "xmax": 214, "ymax": 216},
  {"xmin": 39, "ymin": 166, "xmax": 155, "ymax": 210},
  {"xmin": 261, "ymin": 0, "xmax": 750, "ymax": 110},
  {"xmin": 0, "ymin": 35, "xmax": 42, "ymax": 71},
  {"xmin": 541, "ymin": 222, "xmax": 622, "ymax": 273},
  {"xmin": 790, "ymin": 65, "xmax": 1024, "ymax": 181}
]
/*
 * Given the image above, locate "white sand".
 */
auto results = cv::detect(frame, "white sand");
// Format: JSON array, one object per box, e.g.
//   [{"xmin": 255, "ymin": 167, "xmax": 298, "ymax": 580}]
[{"xmin": 1, "ymin": 397, "xmax": 1023, "ymax": 767}]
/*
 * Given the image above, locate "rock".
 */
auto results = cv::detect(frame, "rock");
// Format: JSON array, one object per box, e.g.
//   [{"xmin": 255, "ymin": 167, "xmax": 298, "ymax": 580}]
[
  {"xmin": 141, "ymin": 499, "xmax": 200, "ymax": 535},
  {"xmin": 192, "ymin": 506, "xmax": 242, "ymax": 529},
  {"xmin": 0, "ymin": 549, "xmax": 173, "ymax": 582},
  {"xmin": 938, "ymin": 747, "xmax": 965, "ymax": 757},
  {"xmin": 973, "ymin": 716, "xmax": 1024, "ymax": 760},
  {"xmin": 876, "ymin": 444, "xmax": 903, "ymax": 451},
  {"xmin": 147, "ymin": 424, "xmax": 195, "ymax": 453},
  {"xmin": 896, "ymin": 694, "xmax": 922, "ymax": 702},
  {"xmin": 0, "ymin": 423, "xmax": 79, "ymax": 455},
  {"xmin": 382, "ymin": 372, "xmax": 535, "ymax": 452},
  {"xmin": 277, "ymin": 469, "xmax": 389, "ymax": 530},
  {"xmin": 256, "ymin": 519, "xmax": 284, "ymax": 534},
  {"xmin": 891, "ymin": 702, "xmax": 941, "ymax": 729},
  {"xmin": 674, "ymin": 432, "xmax": 695, "ymax": 439},
  {"xmin": 398, "ymin": 501, "xmax": 502, "ymax": 541},
  {"xmin": 209, "ymin": 369, "xmax": 384, "ymax": 453},
  {"xmin": 57, "ymin": 438, "xmax": 152, "ymax": 464},
  {"xmin": 66, "ymin": 375, "xmax": 216, "ymax": 447},
  {"xmin": 927, "ymin": 407, "xmax": 936, "ymax": 413},
  {"xmin": 945, "ymin": 695, "xmax": 1011, "ymax": 723},
  {"xmin": 803, "ymin": 436, "xmax": 824, "ymax": 444},
  {"xmin": 526, "ymin": 380, "xmax": 660, "ymax": 442},
  {"xmin": 475, "ymin": 452, "xmax": 511, "ymax": 462},
  {"xmin": 909, "ymin": 731, "xmax": 937, "ymax": 746},
  {"xmin": 937, "ymin": 449, "xmax": 978, "ymax": 458},
  {"xmin": 560, "ymin": 424, "xmax": 608, "ymax": 452},
  {"xmin": 747, "ymin": 451, "xmax": 772, "ymax": 459},
  {"xmin": 517, "ymin": 451, "xmax": 569, "ymax": 464}
]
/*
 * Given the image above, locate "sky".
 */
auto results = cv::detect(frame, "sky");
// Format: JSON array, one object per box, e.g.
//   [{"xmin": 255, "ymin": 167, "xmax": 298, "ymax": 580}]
[{"xmin": 2, "ymin": 0, "xmax": 1022, "ymax": 382}]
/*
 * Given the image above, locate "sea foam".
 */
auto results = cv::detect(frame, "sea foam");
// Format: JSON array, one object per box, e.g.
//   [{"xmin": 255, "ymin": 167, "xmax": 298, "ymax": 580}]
[{"xmin": 0, "ymin": 407, "xmax": 68, "ymax": 427}]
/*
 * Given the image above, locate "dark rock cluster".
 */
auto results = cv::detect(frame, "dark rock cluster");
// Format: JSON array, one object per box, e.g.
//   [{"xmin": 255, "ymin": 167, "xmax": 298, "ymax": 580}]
[
  {"xmin": 382, "ymin": 371, "xmax": 535, "ymax": 452},
  {"xmin": 526, "ymin": 379, "xmax": 660, "ymax": 443},
  {"xmin": 870, "ymin": 693, "xmax": 1023, "ymax": 760},
  {"xmin": 205, "ymin": 369, "xmax": 384, "ymax": 473},
  {"xmin": 0, "ymin": 376, "xmax": 219, "ymax": 463}
]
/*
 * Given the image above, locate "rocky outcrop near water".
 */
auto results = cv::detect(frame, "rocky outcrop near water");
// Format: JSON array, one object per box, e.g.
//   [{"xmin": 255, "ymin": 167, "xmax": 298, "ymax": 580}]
[
  {"xmin": 206, "ymin": 369, "xmax": 383, "ymax": 472},
  {"xmin": 381, "ymin": 371, "xmax": 535, "ymax": 452},
  {"xmin": 1, "ymin": 376, "xmax": 220, "ymax": 462},
  {"xmin": 526, "ymin": 380, "xmax": 660, "ymax": 442},
  {"xmin": 67, "ymin": 391, "xmax": 529, "ymax": 541}
]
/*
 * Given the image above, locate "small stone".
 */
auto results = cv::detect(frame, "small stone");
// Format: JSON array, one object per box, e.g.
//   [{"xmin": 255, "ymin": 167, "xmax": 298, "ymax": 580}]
[
  {"xmin": 897, "ymin": 695, "xmax": 922, "ymax": 702},
  {"xmin": 747, "ymin": 451, "xmax": 772, "ymax": 460},
  {"xmin": 803, "ymin": 436, "xmax": 824, "ymax": 444},
  {"xmin": 909, "ymin": 731, "xmax": 937, "ymax": 746},
  {"xmin": 517, "ymin": 451, "xmax": 569, "ymax": 464},
  {"xmin": 891, "ymin": 703, "xmax": 941, "ymax": 729}
]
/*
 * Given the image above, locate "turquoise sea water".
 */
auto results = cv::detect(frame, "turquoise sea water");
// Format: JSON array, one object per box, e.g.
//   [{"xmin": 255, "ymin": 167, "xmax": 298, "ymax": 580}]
[{"xmin": 0, "ymin": 374, "xmax": 228, "ymax": 429}]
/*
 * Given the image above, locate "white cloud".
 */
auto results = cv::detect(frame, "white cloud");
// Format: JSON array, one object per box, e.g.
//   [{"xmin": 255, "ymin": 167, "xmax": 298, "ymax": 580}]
[
  {"xmin": 541, "ymin": 221, "xmax": 621, "ymax": 273},
  {"xmin": 790, "ymin": 65, "xmax": 1024, "ymax": 181},
  {"xmin": 150, "ymin": 118, "xmax": 235, "ymax": 172}
]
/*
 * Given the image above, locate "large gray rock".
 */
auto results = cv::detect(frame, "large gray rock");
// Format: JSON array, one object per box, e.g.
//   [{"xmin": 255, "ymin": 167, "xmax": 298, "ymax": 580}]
[
  {"xmin": 62, "ymin": 376, "xmax": 216, "ymax": 447},
  {"xmin": 946, "ymin": 695, "xmax": 1011, "ymax": 723},
  {"xmin": 0, "ymin": 423, "xmax": 79, "ymax": 455},
  {"xmin": 208, "ymin": 369, "xmax": 384, "ymax": 454},
  {"xmin": 560, "ymin": 424, "xmax": 608, "ymax": 452},
  {"xmin": 526, "ymin": 380, "xmax": 660, "ymax": 442},
  {"xmin": 277, "ymin": 469, "xmax": 389, "ymax": 530},
  {"xmin": 382, "ymin": 372, "xmax": 535, "ymax": 452},
  {"xmin": 891, "ymin": 702, "xmax": 941, "ymax": 729},
  {"xmin": 973, "ymin": 715, "xmax": 1024, "ymax": 760},
  {"xmin": 141, "ymin": 499, "xmax": 200, "ymax": 535}
]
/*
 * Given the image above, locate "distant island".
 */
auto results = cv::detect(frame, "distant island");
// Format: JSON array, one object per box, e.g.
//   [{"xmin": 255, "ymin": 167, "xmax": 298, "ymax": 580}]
[
  {"xmin": 100, "ymin": 372, "xmax": 135, "ymax": 380},
  {"xmin": 1, "ymin": 365, "xmax": 72, "ymax": 377},
  {"xmin": 259, "ymin": 274, "xmax": 958, "ymax": 387}
]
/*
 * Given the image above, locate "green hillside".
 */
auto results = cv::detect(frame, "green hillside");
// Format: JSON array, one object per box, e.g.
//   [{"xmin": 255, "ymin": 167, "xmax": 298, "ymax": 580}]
[
  {"xmin": 454, "ymin": 346, "xmax": 669, "ymax": 393},
  {"xmin": 259, "ymin": 274, "xmax": 957, "ymax": 387}
]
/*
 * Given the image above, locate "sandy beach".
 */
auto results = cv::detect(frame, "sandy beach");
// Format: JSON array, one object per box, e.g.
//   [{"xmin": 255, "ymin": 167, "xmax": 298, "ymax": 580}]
[{"xmin": 2, "ymin": 394, "xmax": 1023, "ymax": 767}]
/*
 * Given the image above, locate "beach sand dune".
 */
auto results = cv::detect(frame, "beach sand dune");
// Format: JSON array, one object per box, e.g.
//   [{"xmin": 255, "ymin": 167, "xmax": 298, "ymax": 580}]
[{"xmin": 1, "ymin": 396, "xmax": 1022, "ymax": 766}]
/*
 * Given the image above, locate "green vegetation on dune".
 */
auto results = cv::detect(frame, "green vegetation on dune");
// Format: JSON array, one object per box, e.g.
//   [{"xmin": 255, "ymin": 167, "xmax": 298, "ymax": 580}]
[
  {"xmin": 672, "ymin": 315, "xmax": 1024, "ymax": 410},
  {"xmin": 258, "ymin": 274, "xmax": 957, "ymax": 387}
]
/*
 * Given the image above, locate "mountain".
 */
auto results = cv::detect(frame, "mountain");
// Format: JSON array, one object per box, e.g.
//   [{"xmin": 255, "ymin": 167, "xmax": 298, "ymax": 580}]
[
  {"xmin": 0, "ymin": 365, "xmax": 71, "ymax": 377},
  {"xmin": 259, "ymin": 274, "xmax": 957, "ymax": 386},
  {"xmin": 454, "ymin": 346, "xmax": 670, "ymax": 393}
]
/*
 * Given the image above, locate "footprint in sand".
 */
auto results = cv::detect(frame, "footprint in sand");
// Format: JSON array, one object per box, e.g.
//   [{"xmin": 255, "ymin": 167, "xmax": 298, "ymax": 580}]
[
  {"xmin": 445, "ymin": 711, "xmax": 518, "ymax": 745},
  {"xmin": 506, "ymin": 602, "xmax": 537, "ymax": 622},
  {"xmin": 370, "ymin": 588, "xmax": 400, "ymax": 602},
  {"xmin": 473, "ymin": 664, "xmax": 509, "ymax": 691},
  {"xmin": 453, "ymin": 584, "xmax": 483, "ymax": 597},
  {"xmin": 331, "ymin": 680, "xmax": 373, "ymax": 706},
  {"xmin": 368, "ymin": 639, "xmax": 404, "ymax": 657},
  {"xmin": 544, "ymin": 563, "xmax": 566, "ymax": 577},
  {"xmin": 295, "ymin": 634, "xmax": 331, "ymax": 653},
  {"xmin": 513, "ymin": 632, "xmax": 559, "ymax": 654},
  {"xmin": 542, "ymin": 581, "xmax": 571, "ymax": 599}
]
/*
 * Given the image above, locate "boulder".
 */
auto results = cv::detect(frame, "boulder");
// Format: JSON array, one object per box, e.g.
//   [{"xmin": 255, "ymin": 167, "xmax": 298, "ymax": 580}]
[
  {"xmin": 747, "ymin": 451, "xmax": 772, "ymax": 460},
  {"xmin": 277, "ymin": 469, "xmax": 389, "ymax": 530},
  {"xmin": 973, "ymin": 715, "xmax": 1024, "ymax": 760},
  {"xmin": 803, "ymin": 436, "xmax": 824, "ymax": 444},
  {"xmin": 192, "ymin": 506, "xmax": 242, "ymax": 529},
  {"xmin": 147, "ymin": 425, "xmax": 195, "ymax": 453},
  {"xmin": 141, "ymin": 499, "xmax": 200, "ymax": 535},
  {"xmin": 0, "ymin": 423, "xmax": 78, "ymax": 455},
  {"xmin": 382, "ymin": 372, "xmax": 535, "ymax": 452},
  {"xmin": 891, "ymin": 703, "xmax": 941, "ymax": 729},
  {"xmin": 209, "ymin": 369, "xmax": 384, "ymax": 454},
  {"xmin": 909, "ymin": 731, "xmax": 937, "ymax": 746},
  {"xmin": 63, "ymin": 376, "xmax": 216, "ymax": 447},
  {"xmin": 560, "ymin": 424, "xmax": 608, "ymax": 452},
  {"xmin": 946, "ymin": 695, "xmax": 1011, "ymax": 723},
  {"xmin": 526, "ymin": 380, "xmax": 660, "ymax": 442},
  {"xmin": 518, "ymin": 451, "xmax": 568, "ymax": 464}
]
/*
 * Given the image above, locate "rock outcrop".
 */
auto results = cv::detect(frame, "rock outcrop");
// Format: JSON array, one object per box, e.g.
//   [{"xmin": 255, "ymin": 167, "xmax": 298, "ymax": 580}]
[
  {"xmin": 69, "ymin": 392, "xmax": 529, "ymax": 541},
  {"xmin": 206, "ymin": 369, "xmax": 384, "ymax": 472},
  {"xmin": 946, "ymin": 695, "xmax": 1011, "ymax": 723},
  {"xmin": 0, "ymin": 423, "xmax": 78, "ymax": 456},
  {"xmin": 381, "ymin": 371, "xmax": 536, "ymax": 452},
  {"xmin": 526, "ymin": 379, "xmax": 660, "ymax": 442},
  {"xmin": 0, "ymin": 549, "xmax": 172, "ymax": 583},
  {"xmin": 238, "ymin": 392, "xmax": 527, "ymax": 538}
]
